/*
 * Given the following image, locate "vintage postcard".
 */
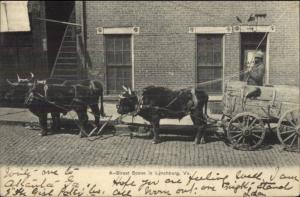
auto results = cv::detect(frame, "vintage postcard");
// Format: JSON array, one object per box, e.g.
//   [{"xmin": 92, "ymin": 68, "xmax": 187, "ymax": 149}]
[{"xmin": 0, "ymin": 1, "xmax": 299, "ymax": 196}]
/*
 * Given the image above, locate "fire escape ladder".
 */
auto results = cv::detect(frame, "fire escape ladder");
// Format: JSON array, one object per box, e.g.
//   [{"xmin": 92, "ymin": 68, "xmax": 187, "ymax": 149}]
[{"xmin": 50, "ymin": 9, "xmax": 79, "ymax": 79}]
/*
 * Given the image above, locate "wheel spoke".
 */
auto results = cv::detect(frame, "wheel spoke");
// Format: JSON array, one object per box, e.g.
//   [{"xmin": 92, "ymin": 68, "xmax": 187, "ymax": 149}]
[
  {"xmin": 250, "ymin": 125, "xmax": 263, "ymax": 131},
  {"xmin": 289, "ymin": 135, "xmax": 297, "ymax": 147},
  {"xmin": 236, "ymin": 135, "xmax": 243, "ymax": 144},
  {"xmin": 243, "ymin": 116, "xmax": 247, "ymax": 126},
  {"xmin": 283, "ymin": 133, "xmax": 296, "ymax": 143},
  {"xmin": 229, "ymin": 130, "xmax": 243, "ymax": 133},
  {"xmin": 230, "ymin": 123, "xmax": 242, "ymax": 131},
  {"xmin": 280, "ymin": 129, "xmax": 296, "ymax": 135},
  {"xmin": 235, "ymin": 118, "xmax": 242, "ymax": 125},
  {"xmin": 252, "ymin": 129, "xmax": 264, "ymax": 133},
  {"xmin": 249, "ymin": 118, "xmax": 257, "ymax": 128},
  {"xmin": 252, "ymin": 133, "xmax": 263, "ymax": 140},
  {"xmin": 289, "ymin": 112, "xmax": 297, "ymax": 125},
  {"xmin": 231, "ymin": 133, "xmax": 242, "ymax": 139},
  {"xmin": 285, "ymin": 113, "xmax": 296, "ymax": 127},
  {"xmin": 236, "ymin": 119, "xmax": 244, "ymax": 128},
  {"xmin": 280, "ymin": 124, "xmax": 296, "ymax": 130},
  {"xmin": 246, "ymin": 116, "xmax": 250, "ymax": 127},
  {"xmin": 287, "ymin": 119, "xmax": 296, "ymax": 127}
]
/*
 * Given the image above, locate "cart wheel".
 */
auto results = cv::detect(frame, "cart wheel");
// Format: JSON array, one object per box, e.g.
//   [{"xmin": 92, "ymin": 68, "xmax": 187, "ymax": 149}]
[
  {"xmin": 227, "ymin": 112, "xmax": 266, "ymax": 151},
  {"xmin": 277, "ymin": 109, "xmax": 300, "ymax": 151}
]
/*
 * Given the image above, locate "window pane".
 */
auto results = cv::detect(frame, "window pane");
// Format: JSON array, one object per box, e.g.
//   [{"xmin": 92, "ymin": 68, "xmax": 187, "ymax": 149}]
[
  {"xmin": 214, "ymin": 51, "xmax": 222, "ymax": 66},
  {"xmin": 115, "ymin": 38, "xmax": 123, "ymax": 51},
  {"xmin": 197, "ymin": 35, "xmax": 222, "ymax": 67},
  {"xmin": 123, "ymin": 38, "xmax": 131, "ymax": 50},
  {"xmin": 106, "ymin": 51, "xmax": 115, "ymax": 65},
  {"xmin": 106, "ymin": 38, "xmax": 114, "ymax": 51},
  {"xmin": 197, "ymin": 67, "xmax": 222, "ymax": 93},
  {"xmin": 123, "ymin": 51, "xmax": 131, "ymax": 65},
  {"xmin": 107, "ymin": 67, "xmax": 131, "ymax": 94},
  {"xmin": 115, "ymin": 51, "xmax": 122, "ymax": 65}
]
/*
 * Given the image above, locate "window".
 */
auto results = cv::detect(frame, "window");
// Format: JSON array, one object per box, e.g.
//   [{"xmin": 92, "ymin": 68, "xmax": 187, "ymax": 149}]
[
  {"xmin": 197, "ymin": 34, "xmax": 223, "ymax": 94},
  {"xmin": 105, "ymin": 35, "xmax": 132, "ymax": 94}
]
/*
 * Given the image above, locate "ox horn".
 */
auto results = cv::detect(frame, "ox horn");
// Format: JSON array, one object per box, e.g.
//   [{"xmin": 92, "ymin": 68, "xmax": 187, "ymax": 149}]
[
  {"xmin": 122, "ymin": 85, "xmax": 128, "ymax": 91},
  {"xmin": 6, "ymin": 79, "xmax": 18, "ymax": 86},
  {"xmin": 17, "ymin": 74, "xmax": 21, "ymax": 82},
  {"xmin": 128, "ymin": 87, "xmax": 132, "ymax": 95},
  {"xmin": 29, "ymin": 72, "xmax": 34, "ymax": 80},
  {"xmin": 119, "ymin": 94, "xmax": 125, "ymax": 98}
]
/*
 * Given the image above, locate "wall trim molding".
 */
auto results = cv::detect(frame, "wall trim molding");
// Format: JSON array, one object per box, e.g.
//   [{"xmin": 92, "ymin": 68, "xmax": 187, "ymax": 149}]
[
  {"xmin": 96, "ymin": 27, "xmax": 140, "ymax": 34},
  {"xmin": 233, "ymin": 25, "xmax": 275, "ymax": 32},
  {"xmin": 189, "ymin": 25, "xmax": 275, "ymax": 34},
  {"xmin": 189, "ymin": 26, "xmax": 232, "ymax": 34}
]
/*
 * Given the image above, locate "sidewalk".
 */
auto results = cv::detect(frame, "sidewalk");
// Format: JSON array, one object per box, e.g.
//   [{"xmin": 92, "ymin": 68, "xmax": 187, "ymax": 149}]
[{"xmin": 0, "ymin": 102, "xmax": 223, "ymax": 127}]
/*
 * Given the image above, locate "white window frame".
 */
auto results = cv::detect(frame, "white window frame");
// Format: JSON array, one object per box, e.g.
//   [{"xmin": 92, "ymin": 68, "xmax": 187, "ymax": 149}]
[
  {"xmin": 190, "ymin": 27, "xmax": 230, "ymax": 100},
  {"xmin": 99, "ymin": 27, "xmax": 139, "ymax": 91}
]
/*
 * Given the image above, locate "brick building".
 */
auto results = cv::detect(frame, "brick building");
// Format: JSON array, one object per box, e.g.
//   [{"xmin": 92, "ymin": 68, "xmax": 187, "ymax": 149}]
[
  {"xmin": 0, "ymin": 1, "xmax": 299, "ymax": 103},
  {"xmin": 75, "ymin": 1, "xmax": 299, "ymax": 98}
]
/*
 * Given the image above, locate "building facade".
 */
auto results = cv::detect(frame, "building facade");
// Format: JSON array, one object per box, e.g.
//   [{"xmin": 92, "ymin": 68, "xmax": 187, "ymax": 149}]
[
  {"xmin": 0, "ymin": 1, "xmax": 48, "ymax": 100},
  {"xmin": 75, "ymin": 1, "xmax": 299, "ymax": 97},
  {"xmin": 0, "ymin": 1, "xmax": 76, "ymax": 103}
]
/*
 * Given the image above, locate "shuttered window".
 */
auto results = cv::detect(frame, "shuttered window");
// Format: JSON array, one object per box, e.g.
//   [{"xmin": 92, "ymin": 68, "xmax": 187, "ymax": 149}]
[
  {"xmin": 197, "ymin": 34, "xmax": 223, "ymax": 94},
  {"xmin": 105, "ymin": 35, "xmax": 132, "ymax": 94}
]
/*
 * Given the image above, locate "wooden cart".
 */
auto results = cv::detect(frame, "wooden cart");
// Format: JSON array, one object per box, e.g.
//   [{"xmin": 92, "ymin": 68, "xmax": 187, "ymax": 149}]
[{"xmin": 222, "ymin": 81, "xmax": 300, "ymax": 151}]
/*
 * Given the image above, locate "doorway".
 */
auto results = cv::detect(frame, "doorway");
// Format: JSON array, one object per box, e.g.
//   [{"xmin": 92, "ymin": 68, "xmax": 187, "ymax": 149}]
[
  {"xmin": 240, "ymin": 33, "xmax": 267, "ymax": 81},
  {"xmin": 45, "ymin": 1, "xmax": 74, "ymax": 74}
]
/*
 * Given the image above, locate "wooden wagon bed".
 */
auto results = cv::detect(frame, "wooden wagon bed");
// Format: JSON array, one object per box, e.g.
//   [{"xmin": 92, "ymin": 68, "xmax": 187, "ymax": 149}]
[{"xmin": 222, "ymin": 81, "xmax": 299, "ymax": 151}]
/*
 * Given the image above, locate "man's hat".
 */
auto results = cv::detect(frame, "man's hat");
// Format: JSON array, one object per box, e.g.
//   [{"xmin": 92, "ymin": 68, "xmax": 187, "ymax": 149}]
[{"xmin": 255, "ymin": 51, "xmax": 264, "ymax": 58}]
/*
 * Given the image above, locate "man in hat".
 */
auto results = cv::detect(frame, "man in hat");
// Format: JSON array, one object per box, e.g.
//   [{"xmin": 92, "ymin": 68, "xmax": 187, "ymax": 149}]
[{"xmin": 245, "ymin": 50, "xmax": 265, "ymax": 86}]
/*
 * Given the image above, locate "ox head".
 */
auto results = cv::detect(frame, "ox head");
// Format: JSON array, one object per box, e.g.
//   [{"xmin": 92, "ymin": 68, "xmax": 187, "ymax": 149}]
[
  {"xmin": 116, "ymin": 85, "xmax": 138, "ymax": 115},
  {"xmin": 4, "ymin": 73, "xmax": 35, "ymax": 103}
]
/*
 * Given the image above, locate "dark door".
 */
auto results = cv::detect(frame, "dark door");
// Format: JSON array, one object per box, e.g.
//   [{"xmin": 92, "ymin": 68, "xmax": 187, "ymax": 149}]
[{"xmin": 240, "ymin": 33, "xmax": 267, "ymax": 81}]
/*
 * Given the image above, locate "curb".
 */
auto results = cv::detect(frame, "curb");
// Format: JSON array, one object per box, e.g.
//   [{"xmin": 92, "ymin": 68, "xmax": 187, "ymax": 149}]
[{"xmin": 0, "ymin": 120, "xmax": 30, "ymax": 126}]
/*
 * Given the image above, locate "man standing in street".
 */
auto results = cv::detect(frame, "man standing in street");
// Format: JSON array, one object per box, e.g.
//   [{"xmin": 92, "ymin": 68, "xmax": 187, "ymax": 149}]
[{"xmin": 245, "ymin": 50, "xmax": 265, "ymax": 86}]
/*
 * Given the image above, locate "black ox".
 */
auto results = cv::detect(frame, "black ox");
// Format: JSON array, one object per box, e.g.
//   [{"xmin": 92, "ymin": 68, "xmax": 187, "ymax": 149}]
[
  {"xmin": 5, "ymin": 74, "xmax": 104, "ymax": 137},
  {"xmin": 117, "ymin": 86, "xmax": 209, "ymax": 144}
]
